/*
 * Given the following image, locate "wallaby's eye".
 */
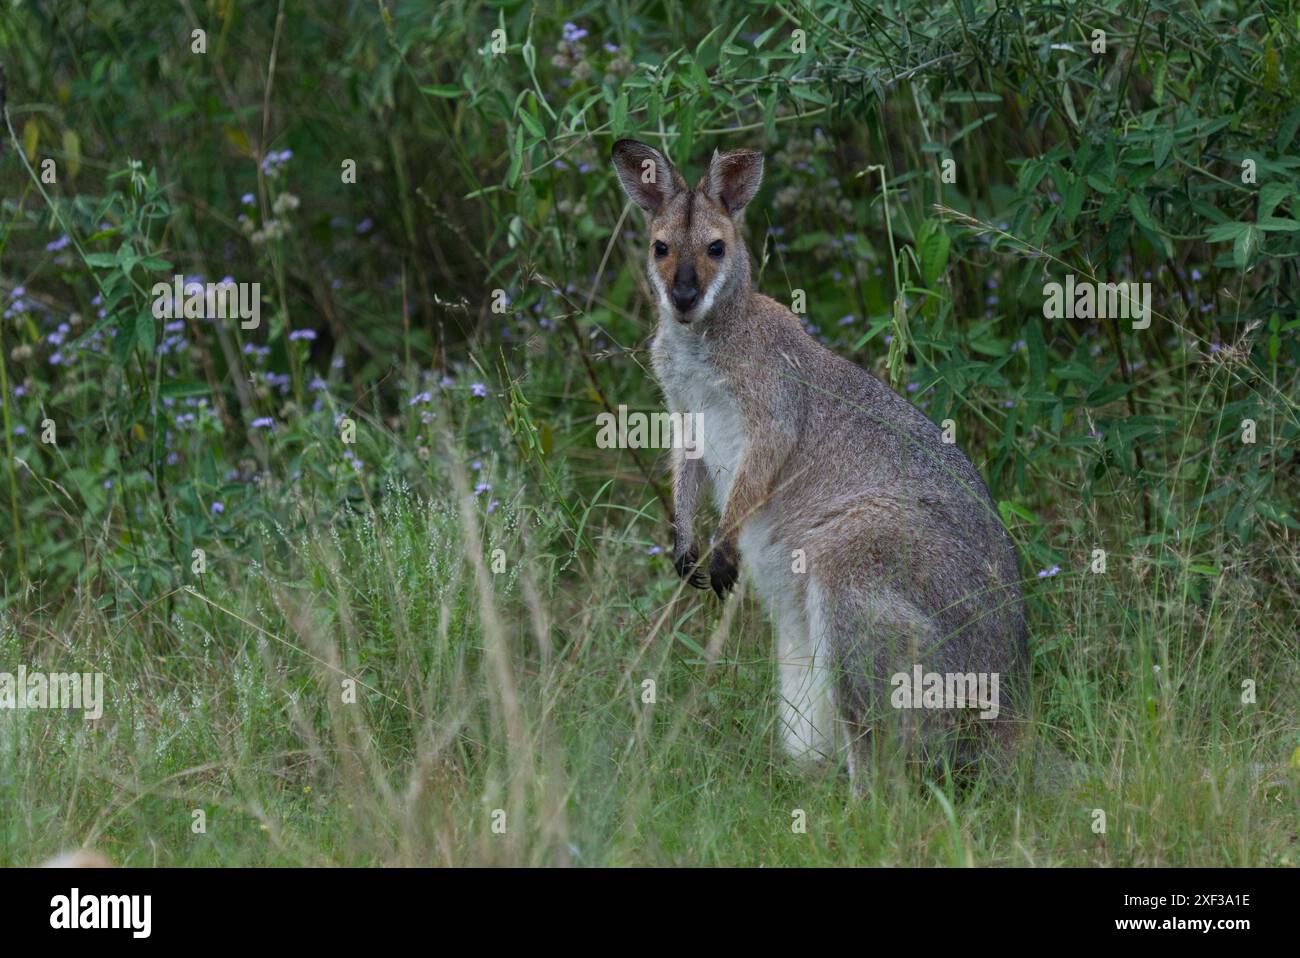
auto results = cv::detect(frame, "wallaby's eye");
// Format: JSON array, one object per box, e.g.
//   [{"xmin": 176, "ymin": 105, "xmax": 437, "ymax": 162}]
[
  {"xmin": 707, "ymin": 240, "xmax": 725, "ymax": 259},
  {"xmin": 653, "ymin": 241, "xmax": 669, "ymax": 258}
]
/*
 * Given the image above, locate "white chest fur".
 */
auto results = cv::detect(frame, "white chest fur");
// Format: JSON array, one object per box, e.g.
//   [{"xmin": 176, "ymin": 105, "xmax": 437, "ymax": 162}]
[{"xmin": 652, "ymin": 319, "xmax": 746, "ymax": 512}]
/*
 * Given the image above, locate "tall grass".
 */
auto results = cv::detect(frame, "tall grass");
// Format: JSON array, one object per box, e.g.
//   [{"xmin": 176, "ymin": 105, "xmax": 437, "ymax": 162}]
[{"xmin": 1, "ymin": 406, "xmax": 1294, "ymax": 865}]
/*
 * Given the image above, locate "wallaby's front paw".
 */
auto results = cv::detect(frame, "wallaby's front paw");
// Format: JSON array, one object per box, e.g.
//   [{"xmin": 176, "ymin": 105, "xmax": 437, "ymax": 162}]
[
  {"xmin": 673, "ymin": 544, "xmax": 709, "ymax": 590},
  {"xmin": 709, "ymin": 542, "xmax": 739, "ymax": 598}
]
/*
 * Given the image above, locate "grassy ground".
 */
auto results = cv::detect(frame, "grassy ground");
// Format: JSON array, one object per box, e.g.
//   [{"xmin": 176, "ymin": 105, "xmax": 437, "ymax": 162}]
[{"xmin": 2, "ymin": 413, "xmax": 1295, "ymax": 866}]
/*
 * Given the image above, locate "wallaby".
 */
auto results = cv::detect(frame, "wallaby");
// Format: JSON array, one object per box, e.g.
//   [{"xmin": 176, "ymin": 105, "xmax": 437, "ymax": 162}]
[
  {"xmin": 41, "ymin": 848, "xmax": 115, "ymax": 867},
  {"xmin": 611, "ymin": 139, "xmax": 1029, "ymax": 788}
]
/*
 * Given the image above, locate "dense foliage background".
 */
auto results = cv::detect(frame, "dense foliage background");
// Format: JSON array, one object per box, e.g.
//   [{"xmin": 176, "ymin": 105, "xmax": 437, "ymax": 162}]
[{"xmin": 0, "ymin": 1, "xmax": 1295, "ymax": 866}]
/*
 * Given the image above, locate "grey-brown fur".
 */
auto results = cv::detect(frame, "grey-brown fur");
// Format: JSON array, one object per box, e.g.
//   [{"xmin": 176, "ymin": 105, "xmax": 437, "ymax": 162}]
[{"xmin": 612, "ymin": 139, "xmax": 1028, "ymax": 782}]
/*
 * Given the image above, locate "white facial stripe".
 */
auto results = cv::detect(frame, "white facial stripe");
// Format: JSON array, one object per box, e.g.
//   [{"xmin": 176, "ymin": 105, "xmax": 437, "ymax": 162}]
[
  {"xmin": 648, "ymin": 262, "xmax": 673, "ymax": 317},
  {"xmin": 695, "ymin": 253, "xmax": 732, "ymax": 317}
]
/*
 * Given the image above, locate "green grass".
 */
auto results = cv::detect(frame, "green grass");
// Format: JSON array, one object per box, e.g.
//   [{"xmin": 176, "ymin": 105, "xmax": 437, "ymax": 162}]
[{"xmin": 1, "ymin": 430, "xmax": 1295, "ymax": 866}]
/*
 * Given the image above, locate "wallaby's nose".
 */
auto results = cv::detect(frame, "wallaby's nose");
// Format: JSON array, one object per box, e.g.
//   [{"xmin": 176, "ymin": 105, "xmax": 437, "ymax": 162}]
[
  {"xmin": 671, "ymin": 262, "xmax": 699, "ymax": 314},
  {"xmin": 671, "ymin": 284, "xmax": 699, "ymax": 312}
]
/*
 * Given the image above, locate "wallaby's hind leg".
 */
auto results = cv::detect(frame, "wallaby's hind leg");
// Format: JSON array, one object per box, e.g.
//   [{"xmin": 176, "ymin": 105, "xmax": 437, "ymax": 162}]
[
  {"xmin": 774, "ymin": 585, "xmax": 838, "ymax": 767},
  {"xmin": 817, "ymin": 582, "xmax": 944, "ymax": 793}
]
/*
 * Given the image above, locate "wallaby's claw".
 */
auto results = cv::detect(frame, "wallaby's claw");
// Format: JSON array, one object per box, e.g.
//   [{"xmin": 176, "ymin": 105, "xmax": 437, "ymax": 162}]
[
  {"xmin": 709, "ymin": 544, "xmax": 739, "ymax": 598},
  {"xmin": 673, "ymin": 545, "xmax": 709, "ymax": 589}
]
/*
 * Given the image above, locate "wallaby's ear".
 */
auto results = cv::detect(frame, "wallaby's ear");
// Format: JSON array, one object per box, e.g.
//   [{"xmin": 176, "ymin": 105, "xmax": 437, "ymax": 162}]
[
  {"xmin": 704, "ymin": 148, "xmax": 764, "ymax": 216},
  {"xmin": 611, "ymin": 139, "xmax": 683, "ymax": 214}
]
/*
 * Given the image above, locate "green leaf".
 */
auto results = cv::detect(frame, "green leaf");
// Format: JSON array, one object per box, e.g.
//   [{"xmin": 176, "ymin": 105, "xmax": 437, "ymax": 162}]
[
  {"xmin": 1062, "ymin": 173, "xmax": 1086, "ymax": 224},
  {"xmin": 1086, "ymin": 174, "xmax": 1116, "ymax": 195},
  {"xmin": 997, "ymin": 500, "xmax": 1039, "ymax": 525},
  {"xmin": 420, "ymin": 85, "xmax": 465, "ymax": 99},
  {"xmin": 917, "ymin": 220, "xmax": 950, "ymax": 288},
  {"xmin": 1127, "ymin": 193, "xmax": 1159, "ymax": 233},
  {"xmin": 943, "ymin": 91, "xmax": 1002, "ymax": 104},
  {"xmin": 611, "ymin": 90, "xmax": 628, "ymax": 137},
  {"xmin": 1257, "ymin": 182, "xmax": 1291, "ymax": 220},
  {"xmin": 113, "ymin": 324, "xmax": 134, "ymax": 363},
  {"xmin": 1256, "ymin": 217, "xmax": 1300, "ymax": 232},
  {"xmin": 518, "ymin": 108, "xmax": 545, "ymax": 140},
  {"xmin": 1098, "ymin": 192, "xmax": 1124, "ymax": 223},
  {"xmin": 1086, "ymin": 382, "xmax": 1132, "ymax": 407},
  {"xmin": 21, "ymin": 119, "xmax": 38, "ymax": 162},
  {"xmin": 1153, "ymin": 128, "xmax": 1173, "ymax": 169},
  {"xmin": 1277, "ymin": 106, "xmax": 1300, "ymax": 152},
  {"xmin": 1232, "ymin": 225, "xmax": 1260, "ymax": 270},
  {"xmin": 160, "ymin": 380, "xmax": 211, "ymax": 398},
  {"xmin": 950, "ymin": 112, "xmax": 998, "ymax": 145},
  {"xmin": 1205, "ymin": 221, "xmax": 1250, "ymax": 243},
  {"xmin": 62, "ymin": 129, "xmax": 82, "ymax": 178},
  {"xmin": 84, "ymin": 253, "xmax": 117, "ymax": 268},
  {"xmin": 506, "ymin": 126, "xmax": 524, "ymax": 188},
  {"xmin": 1026, "ymin": 319, "xmax": 1047, "ymax": 386},
  {"xmin": 1255, "ymin": 501, "xmax": 1300, "ymax": 530},
  {"xmin": 674, "ymin": 631, "xmax": 708, "ymax": 657},
  {"xmin": 135, "ymin": 310, "xmax": 156, "ymax": 354}
]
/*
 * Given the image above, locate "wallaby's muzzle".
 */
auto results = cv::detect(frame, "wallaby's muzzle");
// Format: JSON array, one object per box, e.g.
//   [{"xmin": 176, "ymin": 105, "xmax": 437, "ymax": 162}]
[
  {"xmin": 671, "ymin": 262, "xmax": 699, "ymax": 316},
  {"xmin": 670, "ymin": 285, "xmax": 699, "ymax": 315}
]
